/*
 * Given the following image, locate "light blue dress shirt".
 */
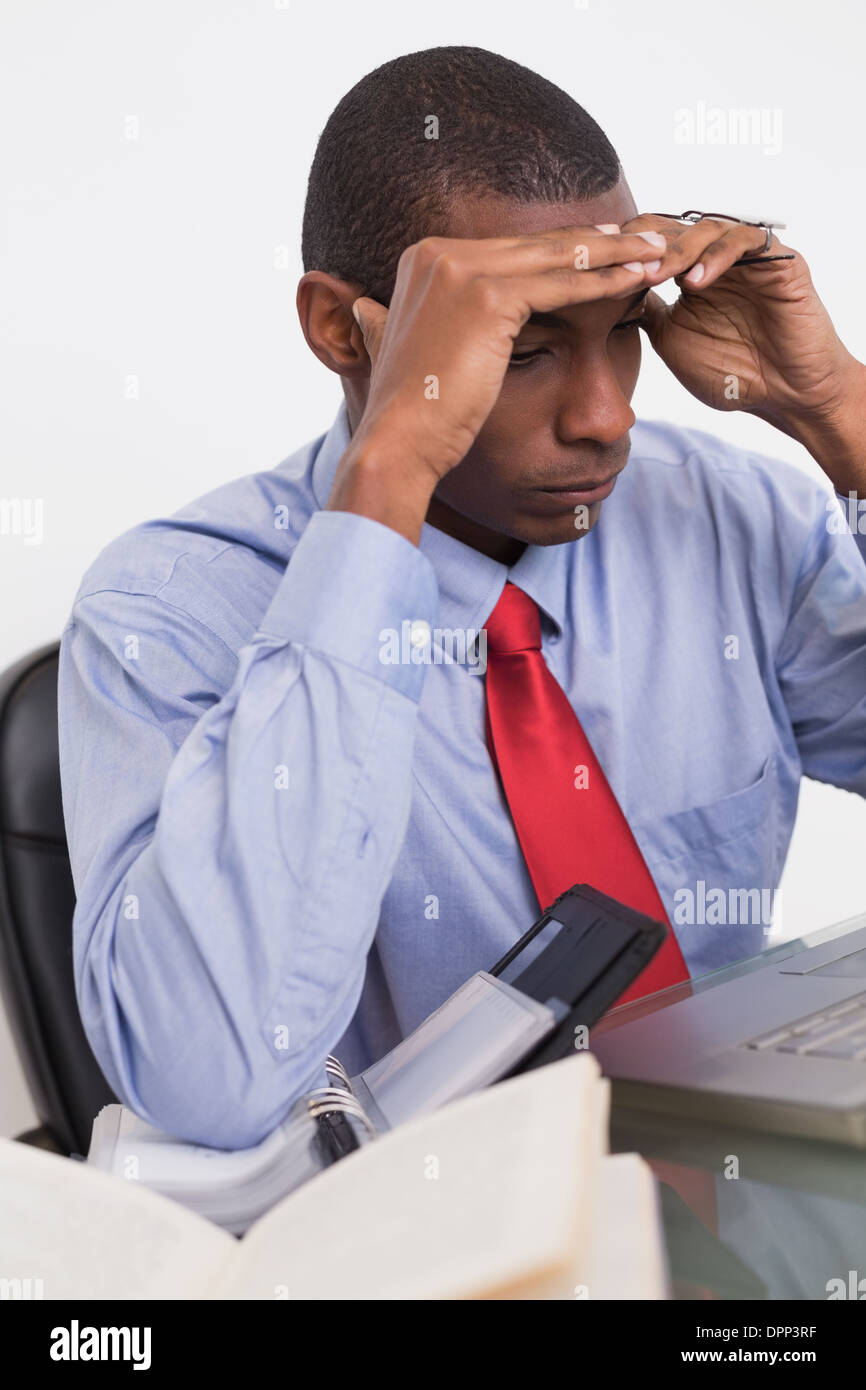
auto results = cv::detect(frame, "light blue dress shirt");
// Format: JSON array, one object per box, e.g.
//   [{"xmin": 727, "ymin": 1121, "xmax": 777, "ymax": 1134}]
[{"xmin": 58, "ymin": 400, "xmax": 866, "ymax": 1148}]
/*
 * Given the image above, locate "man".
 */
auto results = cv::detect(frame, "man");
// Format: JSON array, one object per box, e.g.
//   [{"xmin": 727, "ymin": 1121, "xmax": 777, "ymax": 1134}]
[{"xmin": 59, "ymin": 46, "xmax": 866, "ymax": 1149}]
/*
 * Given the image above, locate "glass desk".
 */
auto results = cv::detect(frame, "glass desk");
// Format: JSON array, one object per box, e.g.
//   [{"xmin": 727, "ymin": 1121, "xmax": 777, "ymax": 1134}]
[{"xmin": 593, "ymin": 913, "xmax": 866, "ymax": 1300}]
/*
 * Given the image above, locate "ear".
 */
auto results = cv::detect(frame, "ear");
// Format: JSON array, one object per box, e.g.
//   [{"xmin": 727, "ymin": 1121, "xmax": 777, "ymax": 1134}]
[{"xmin": 296, "ymin": 272, "xmax": 370, "ymax": 378}]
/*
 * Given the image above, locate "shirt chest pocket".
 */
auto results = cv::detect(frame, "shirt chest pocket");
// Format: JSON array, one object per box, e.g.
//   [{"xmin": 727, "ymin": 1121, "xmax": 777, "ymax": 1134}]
[{"xmin": 631, "ymin": 752, "xmax": 780, "ymax": 886}]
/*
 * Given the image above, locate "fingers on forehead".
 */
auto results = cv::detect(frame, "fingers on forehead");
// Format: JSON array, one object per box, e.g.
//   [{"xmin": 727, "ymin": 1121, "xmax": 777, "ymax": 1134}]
[
  {"xmin": 506, "ymin": 231, "xmax": 662, "ymax": 267},
  {"xmin": 524, "ymin": 262, "xmax": 649, "ymax": 310}
]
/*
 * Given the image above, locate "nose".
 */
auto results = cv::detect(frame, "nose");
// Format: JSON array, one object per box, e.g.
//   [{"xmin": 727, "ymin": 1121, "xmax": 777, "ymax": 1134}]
[{"xmin": 556, "ymin": 350, "xmax": 636, "ymax": 447}]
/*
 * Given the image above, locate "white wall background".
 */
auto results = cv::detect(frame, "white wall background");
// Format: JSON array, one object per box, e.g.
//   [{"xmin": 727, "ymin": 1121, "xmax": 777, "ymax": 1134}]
[{"xmin": 2, "ymin": 0, "xmax": 865, "ymax": 1137}]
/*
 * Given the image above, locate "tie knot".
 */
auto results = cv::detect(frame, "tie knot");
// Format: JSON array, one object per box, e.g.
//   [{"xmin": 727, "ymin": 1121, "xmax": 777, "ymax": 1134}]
[{"xmin": 484, "ymin": 582, "xmax": 542, "ymax": 654}]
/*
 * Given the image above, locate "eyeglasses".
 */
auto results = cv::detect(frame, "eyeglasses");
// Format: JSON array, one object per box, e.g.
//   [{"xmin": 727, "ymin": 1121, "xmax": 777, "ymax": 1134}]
[{"xmin": 649, "ymin": 210, "xmax": 795, "ymax": 265}]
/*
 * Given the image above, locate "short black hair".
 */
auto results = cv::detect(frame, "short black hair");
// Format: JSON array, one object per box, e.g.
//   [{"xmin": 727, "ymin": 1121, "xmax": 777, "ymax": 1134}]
[{"xmin": 301, "ymin": 45, "xmax": 621, "ymax": 304}]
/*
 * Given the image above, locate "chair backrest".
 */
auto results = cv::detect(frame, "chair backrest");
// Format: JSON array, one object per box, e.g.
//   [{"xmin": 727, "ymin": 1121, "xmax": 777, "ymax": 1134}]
[{"xmin": 0, "ymin": 642, "xmax": 116, "ymax": 1154}]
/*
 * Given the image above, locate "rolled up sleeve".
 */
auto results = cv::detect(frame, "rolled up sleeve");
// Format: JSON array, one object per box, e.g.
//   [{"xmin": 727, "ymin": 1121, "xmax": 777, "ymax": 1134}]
[{"xmin": 60, "ymin": 509, "xmax": 439, "ymax": 1148}]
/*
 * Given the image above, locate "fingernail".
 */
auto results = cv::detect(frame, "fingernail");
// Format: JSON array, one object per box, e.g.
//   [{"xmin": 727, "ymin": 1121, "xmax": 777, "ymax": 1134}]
[
  {"xmin": 624, "ymin": 259, "xmax": 661, "ymax": 274},
  {"xmin": 685, "ymin": 263, "xmax": 706, "ymax": 284},
  {"xmin": 595, "ymin": 223, "xmax": 620, "ymax": 233},
  {"xmin": 638, "ymin": 231, "xmax": 666, "ymax": 249},
  {"xmin": 351, "ymin": 301, "xmax": 362, "ymax": 324}
]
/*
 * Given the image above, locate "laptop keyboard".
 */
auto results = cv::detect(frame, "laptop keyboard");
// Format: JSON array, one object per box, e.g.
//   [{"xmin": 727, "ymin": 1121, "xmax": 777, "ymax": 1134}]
[{"xmin": 744, "ymin": 992, "xmax": 866, "ymax": 1061}]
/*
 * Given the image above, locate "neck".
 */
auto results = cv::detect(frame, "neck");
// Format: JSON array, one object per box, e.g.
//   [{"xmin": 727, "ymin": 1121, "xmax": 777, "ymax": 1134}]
[{"xmin": 425, "ymin": 495, "xmax": 527, "ymax": 566}]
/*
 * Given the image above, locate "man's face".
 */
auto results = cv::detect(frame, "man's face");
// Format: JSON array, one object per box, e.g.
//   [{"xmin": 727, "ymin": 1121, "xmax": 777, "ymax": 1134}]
[{"xmin": 425, "ymin": 177, "xmax": 642, "ymax": 552}]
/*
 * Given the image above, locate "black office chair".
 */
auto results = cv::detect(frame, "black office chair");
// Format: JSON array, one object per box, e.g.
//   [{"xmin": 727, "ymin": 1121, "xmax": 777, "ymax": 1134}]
[{"xmin": 0, "ymin": 642, "xmax": 117, "ymax": 1156}]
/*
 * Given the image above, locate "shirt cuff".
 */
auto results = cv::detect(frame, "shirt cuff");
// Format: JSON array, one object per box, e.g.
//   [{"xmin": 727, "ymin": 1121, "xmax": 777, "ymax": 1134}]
[{"xmin": 255, "ymin": 509, "xmax": 440, "ymax": 701}]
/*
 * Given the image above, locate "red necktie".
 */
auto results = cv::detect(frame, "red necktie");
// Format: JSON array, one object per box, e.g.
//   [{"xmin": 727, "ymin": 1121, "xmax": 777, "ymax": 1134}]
[
  {"xmin": 483, "ymin": 584, "xmax": 719, "ymax": 1247},
  {"xmin": 484, "ymin": 581, "xmax": 690, "ymax": 1006}
]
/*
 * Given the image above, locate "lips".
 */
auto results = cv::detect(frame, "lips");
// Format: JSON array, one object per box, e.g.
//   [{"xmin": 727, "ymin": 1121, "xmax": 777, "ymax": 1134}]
[
  {"xmin": 539, "ymin": 468, "xmax": 622, "ymax": 493},
  {"xmin": 530, "ymin": 470, "xmax": 621, "ymax": 506},
  {"xmin": 542, "ymin": 479, "xmax": 613, "ymax": 492}
]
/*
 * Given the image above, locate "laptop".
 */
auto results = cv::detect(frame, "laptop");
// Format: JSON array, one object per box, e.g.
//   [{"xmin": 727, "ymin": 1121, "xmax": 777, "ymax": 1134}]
[{"xmin": 590, "ymin": 910, "xmax": 866, "ymax": 1146}]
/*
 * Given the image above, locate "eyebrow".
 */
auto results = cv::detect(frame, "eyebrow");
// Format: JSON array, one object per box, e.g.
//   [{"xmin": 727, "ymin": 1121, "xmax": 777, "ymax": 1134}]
[{"xmin": 525, "ymin": 286, "xmax": 650, "ymax": 329}]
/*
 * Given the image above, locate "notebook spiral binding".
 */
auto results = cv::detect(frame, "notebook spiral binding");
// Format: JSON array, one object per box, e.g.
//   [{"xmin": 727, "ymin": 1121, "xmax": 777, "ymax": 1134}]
[
  {"xmin": 305, "ymin": 1055, "xmax": 377, "ymax": 1136},
  {"xmin": 324, "ymin": 1054, "xmax": 352, "ymax": 1089}
]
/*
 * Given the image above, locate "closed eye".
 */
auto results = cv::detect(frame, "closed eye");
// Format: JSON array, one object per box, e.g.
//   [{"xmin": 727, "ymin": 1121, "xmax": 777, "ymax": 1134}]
[
  {"xmin": 612, "ymin": 314, "xmax": 644, "ymax": 332},
  {"xmin": 508, "ymin": 348, "xmax": 549, "ymax": 367},
  {"xmin": 510, "ymin": 308, "xmax": 645, "ymax": 365},
  {"xmin": 612, "ymin": 286, "xmax": 650, "ymax": 333}
]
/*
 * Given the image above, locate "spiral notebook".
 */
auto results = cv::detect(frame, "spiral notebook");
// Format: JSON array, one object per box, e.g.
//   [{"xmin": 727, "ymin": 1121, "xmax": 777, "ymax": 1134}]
[
  {"xmin": 88, "ymin": 883, "xmax": 666, "ymax": 1233},
  {"xmin": 88, "ymin": 971, "xmax": 561, "ymax": 1233}
]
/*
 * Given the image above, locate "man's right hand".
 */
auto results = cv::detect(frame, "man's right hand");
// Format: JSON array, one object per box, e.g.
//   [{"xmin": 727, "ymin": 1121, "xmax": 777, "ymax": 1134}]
[{"xmin": 328, "ymin": 224, "xmax": 665, "ymax": 542}]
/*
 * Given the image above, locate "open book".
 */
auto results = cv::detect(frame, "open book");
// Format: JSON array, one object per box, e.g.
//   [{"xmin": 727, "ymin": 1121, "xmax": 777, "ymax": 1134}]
[{"xmin": 0, "ymin": 1054, "xmax": 668, "ymax": 1299}]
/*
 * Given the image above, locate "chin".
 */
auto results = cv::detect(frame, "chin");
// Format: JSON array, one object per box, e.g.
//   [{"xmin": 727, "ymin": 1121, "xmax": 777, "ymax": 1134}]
[{"xmin": 508, "ymin": 504, "xmax": 603, "ymax": 547}]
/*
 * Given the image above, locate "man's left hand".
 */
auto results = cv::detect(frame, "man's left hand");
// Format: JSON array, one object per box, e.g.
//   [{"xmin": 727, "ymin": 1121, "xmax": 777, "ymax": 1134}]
[{"xmin": 623, "ymin": 212, "xmax": 866, "ymax": 492}]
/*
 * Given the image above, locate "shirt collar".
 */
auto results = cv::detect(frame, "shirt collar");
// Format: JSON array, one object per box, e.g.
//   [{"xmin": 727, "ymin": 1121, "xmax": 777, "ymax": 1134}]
[{"xmin": 309, "ymin": 399, "xmax": 569, "ymax": 639}]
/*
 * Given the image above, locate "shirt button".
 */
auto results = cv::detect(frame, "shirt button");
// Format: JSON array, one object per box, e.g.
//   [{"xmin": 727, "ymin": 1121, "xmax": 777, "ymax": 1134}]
[{"xmin": 409, "ymin": 619, "xmax": 431, "ymax": 649}]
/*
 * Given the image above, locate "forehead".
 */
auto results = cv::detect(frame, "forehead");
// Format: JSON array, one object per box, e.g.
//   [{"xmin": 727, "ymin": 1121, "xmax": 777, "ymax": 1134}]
[{"xmin": 442, "ymin": 177, "xmax": 638, "ymax": 239}]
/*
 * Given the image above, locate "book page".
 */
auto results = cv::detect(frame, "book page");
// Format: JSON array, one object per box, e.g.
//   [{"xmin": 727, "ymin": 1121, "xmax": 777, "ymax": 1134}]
[
  {"xmin": 218, "ymin": 1052, "xmax": 605, "ymax": 1300},
  {"xmin": 583, "ymin": 1153, "xmax": 669, "ymax": 1300},
  {"xmin": 0, "ymin": 1137, "xmax": 233, "ymax": 1299}
]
